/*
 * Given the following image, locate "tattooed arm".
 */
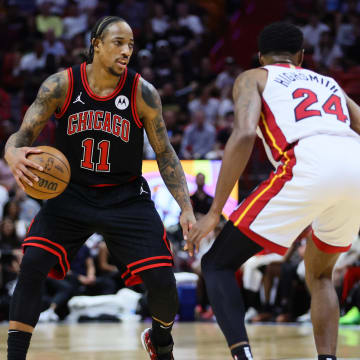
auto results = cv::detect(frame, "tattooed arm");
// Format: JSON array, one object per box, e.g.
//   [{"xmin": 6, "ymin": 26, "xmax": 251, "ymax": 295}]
[
  {"xmin": 188, "ymin": 68, "xmax": 267, "ymax": 251},
  {"xmin": 5, "ymin": 71, "xmax": 68, "ymax": 189},
  {"xmin": 137, "ymin": 77, "xmax": 196, "ymax": 254}
]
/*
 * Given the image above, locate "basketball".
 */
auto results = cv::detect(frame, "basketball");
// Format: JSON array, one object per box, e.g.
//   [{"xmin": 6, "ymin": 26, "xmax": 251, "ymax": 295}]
[{"xmin": 21, "ymin": 146, "xmax": 71, "ymax": 200}]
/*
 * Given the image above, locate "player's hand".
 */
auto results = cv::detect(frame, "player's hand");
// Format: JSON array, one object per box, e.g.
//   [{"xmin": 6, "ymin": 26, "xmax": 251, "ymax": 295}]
[
  {"xmin": 179, "ymin": 207, "xmax": 196, "ymax": 256},
  {"xmin": 4, "ymin": 147, "xmax": 43, "ymax": 190},
  {"xmin": 188, "ymin": 211, "xmax": 220, "ymax": 254}
]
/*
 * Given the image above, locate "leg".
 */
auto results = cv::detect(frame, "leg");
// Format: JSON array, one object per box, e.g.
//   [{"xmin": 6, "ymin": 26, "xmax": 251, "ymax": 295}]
[
  {"xmin": 139, "ymin": 267, "xmax": 178, "ymax": 359},
  {"xmin": 304, "ymin": 236, "xmax": 340, "ymax": 357},
  {"xmin": 8, "ymin": 247, "xmax": 58, "ymax": 360},
  {"xmin": 201, "ymin": 222, "xmax": 263, "ymax": 359},
  {"xmin": 140, "ymin": 267, "xmax": 178, "ymax": 342}
]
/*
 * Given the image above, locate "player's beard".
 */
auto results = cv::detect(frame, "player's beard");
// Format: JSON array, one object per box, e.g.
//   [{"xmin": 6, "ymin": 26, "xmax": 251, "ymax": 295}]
[{"xmin": 108, "ymin": 65, "xmax": 123, "ymax": 77}]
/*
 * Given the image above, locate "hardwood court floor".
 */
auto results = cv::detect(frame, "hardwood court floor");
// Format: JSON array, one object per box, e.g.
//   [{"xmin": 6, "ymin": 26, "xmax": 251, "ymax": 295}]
[{"xmin": 0, "ymin": 322, "xmax": 359, "ymax": 359}]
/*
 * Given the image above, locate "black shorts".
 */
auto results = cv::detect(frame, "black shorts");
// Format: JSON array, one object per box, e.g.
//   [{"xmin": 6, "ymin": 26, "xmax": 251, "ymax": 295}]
[{"xmin": 24, "ymin": 177, "xmax": 173, "ymax": 286}]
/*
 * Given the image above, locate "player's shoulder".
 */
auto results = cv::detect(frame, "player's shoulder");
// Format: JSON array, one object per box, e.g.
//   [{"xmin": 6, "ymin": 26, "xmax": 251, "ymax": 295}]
[
  {"xmin": 136, "ymin": 76, "xmax": 161, "ymax": 111},
  {"xmin": 41, "ymin": 69, "xmax": 70, "ymax": 97},
  {"xmin": 233, "ymin": 68, "xmax": 268, "ymax": 91}
]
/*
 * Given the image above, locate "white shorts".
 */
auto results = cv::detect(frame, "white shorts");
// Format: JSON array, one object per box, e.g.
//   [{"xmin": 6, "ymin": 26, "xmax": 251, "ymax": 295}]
[{"xmin": 230, "ymin": 135, "xmax": 360, "ymax": 254}]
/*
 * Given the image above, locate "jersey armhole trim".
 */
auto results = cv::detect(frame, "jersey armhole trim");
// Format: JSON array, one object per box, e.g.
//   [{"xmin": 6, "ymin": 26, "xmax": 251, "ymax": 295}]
[
  {"xmin": 131, "ymin": 73, "xmax": 143, "ymax": 128},
  {"xmin": 55, "ymin": 68, "xmax": 73, "ymax": 119}
]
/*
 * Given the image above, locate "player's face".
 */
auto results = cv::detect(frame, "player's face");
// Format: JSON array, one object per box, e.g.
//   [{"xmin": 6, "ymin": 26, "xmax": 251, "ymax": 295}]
[{"xmin": 97, "ymin": 21, "xmax": 134, "ymax": 76}]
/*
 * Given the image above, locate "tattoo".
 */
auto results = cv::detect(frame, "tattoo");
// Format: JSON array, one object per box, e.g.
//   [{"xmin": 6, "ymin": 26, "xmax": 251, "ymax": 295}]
[
  {"xmin": 5, "ymin": 72, "xmax": 67, "ymax": 153},
  {"xmin": 140, "ymin": 79, "xmax": 192, "ymax": 210},
  {"xmin": 141, "ymin": 81, "xmax": 158, "ymax": 109}
]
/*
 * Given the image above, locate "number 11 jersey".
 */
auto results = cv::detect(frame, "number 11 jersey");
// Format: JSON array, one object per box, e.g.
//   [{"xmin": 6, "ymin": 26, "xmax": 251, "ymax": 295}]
[
  {"xmin": 54, "ymin": 62, "xmax": 143, "ymax": 186},
  {"xmin": 259, "ymin": 64, "xmax": 358, "ymax": 166}
]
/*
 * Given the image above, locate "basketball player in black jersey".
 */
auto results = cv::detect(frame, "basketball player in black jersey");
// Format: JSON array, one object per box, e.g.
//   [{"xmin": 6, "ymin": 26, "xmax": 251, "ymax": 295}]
[{"xmin": 4, "ymin": 16, "xmax": 196, "ymax": 360}]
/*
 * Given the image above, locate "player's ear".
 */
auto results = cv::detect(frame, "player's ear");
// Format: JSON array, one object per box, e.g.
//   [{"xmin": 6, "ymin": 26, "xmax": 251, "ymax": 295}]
[
  {"xmin": 258, "ymin": 52, "xmax": 265, "ymax": 66},
  {"xmin": 296, "ymin": 49, "xmax": 304, "ymax": 66},
  {"xmin": 93, "ymin": 38, "xmax": 101, "ymax": 54}
]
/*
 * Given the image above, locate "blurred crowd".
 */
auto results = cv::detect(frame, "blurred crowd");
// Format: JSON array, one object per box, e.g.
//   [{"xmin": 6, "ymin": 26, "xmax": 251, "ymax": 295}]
[{"xmin": 0, "ymin": 0, "xmax": 360, "ymax": 324}]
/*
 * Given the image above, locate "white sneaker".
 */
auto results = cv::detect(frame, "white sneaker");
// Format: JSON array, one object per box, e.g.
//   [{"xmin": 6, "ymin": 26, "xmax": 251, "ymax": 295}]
[
  {"xmin": 38, "ymin": 308, "xmax": 59, "ymax": 323},
  {"xmin": 296, "ymin": 311, "xmax": 311, "ymax": 323}
]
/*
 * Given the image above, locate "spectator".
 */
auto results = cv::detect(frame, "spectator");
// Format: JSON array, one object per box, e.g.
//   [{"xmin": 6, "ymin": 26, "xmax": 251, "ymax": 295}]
[
  {"xmin": 97, "ymin": 241, "xmax": 125, "ymax": 292},
  {"xmin": 38, "ymin": 278, "xmax": 73, "ymax": 322},
  {"xmin": 176, "ymin": 2, "xmax": 204, "ymax": 36},
  {"xmin": 313, "ymin": 30, "xmax": 343, "ymax": 69},
  {"xmin": 14, "ymin": 39, "xmax": 47, "ymax": 75},
  {"xmin": 188, "ymin": 86, "xmax": 220, "ymax": 124},
  {"xmin": 190, "ymin": 173, "xmax": 213, "ymax": 216},
  {"xmin": 35, "ymin": 1, "xmax": 63, "ymax": 38},
  {"xmin": 65, "ymin": 244, "xmax": 117, "ymax": 297},
  {"xmin": 163, "ymin": 110, "xmax": 183, "ymax": 155},
  {"xmin": 0, "ymin": 185, "xmax": 9, "ymax": 220},
  {"xmin": 301, "ymin": 14, "xmax": 329, "ymax": 51},
  {"xmin": 116, "ymin": 0, "xmax": 147, "ymax": 35},
  {"xmin": 62, "ymin": 2, "xmax": 88, "ymax": 40},
  {"xmin": 14, "ymin": 187, "xmax": 41, "ymax": 225},
  {"xmin": 151, "ymin": 3, "xmax": 170, "ymax": 35},
  {"xmin": 180, "ymin": 110, "xmax": 216, "ymax": 159},
  {"xmin": 215, "ymin": 57, "xmax": 241, "ymax": 91},
  {"xmin": 42, "ymin": 29, "xmax": 66, "ymax": 60}
]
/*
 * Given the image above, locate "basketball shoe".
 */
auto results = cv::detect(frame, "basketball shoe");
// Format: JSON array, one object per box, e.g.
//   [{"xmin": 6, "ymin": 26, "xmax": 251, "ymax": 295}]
[{"xmin": 141, "ymin": 328, "xmax": 174, "ymax": 360}]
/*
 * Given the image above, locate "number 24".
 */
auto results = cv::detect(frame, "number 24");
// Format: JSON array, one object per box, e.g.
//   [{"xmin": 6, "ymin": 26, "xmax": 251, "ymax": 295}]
[{"xmin": 293, "ymin": 88, "xmax": 348, "ymax": 122}]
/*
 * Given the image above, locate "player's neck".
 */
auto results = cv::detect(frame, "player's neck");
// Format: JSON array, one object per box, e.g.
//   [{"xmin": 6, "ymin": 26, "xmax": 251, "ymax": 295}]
[{"xmin": 85, "ymin": 62, "xmax": 122, "ymax": 94}]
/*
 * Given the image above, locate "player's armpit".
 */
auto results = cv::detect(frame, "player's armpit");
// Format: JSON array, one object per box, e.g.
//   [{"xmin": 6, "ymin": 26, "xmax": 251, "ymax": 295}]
[
  {"xmin": 344, "ymin": 91, "xmax": 360, "ymax": 135},
  {"xmin": 5, "ymin": 71, "xmax": 68, "ymax": 151}
]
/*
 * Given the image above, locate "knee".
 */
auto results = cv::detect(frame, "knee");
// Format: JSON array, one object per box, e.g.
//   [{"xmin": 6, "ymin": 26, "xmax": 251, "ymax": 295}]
[{"xmin": 142, "ymin": 268, "xmax": 177, "ymax": 296}]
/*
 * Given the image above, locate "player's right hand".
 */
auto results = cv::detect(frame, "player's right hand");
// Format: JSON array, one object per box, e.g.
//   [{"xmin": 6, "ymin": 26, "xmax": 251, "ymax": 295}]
[{"xmin": 4, "ymin": 147, "xmax": 43, "ymax": 190}]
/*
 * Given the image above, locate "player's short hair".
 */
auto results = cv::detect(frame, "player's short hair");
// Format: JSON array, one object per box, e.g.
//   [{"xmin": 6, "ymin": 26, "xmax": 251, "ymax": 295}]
[
  {"xmin": 258, "ymin": 22, "xmax": 303, "ymax": 55},
  {"xmin": 87, "ymin": 16, "xmax": 127, "ymax": 63}
]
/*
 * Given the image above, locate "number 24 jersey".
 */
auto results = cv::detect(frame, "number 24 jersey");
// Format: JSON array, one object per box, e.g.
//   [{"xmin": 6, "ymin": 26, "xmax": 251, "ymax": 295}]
[{"xmin": 259, "ymin": 64, "xmax": 358, "ymax": 166}]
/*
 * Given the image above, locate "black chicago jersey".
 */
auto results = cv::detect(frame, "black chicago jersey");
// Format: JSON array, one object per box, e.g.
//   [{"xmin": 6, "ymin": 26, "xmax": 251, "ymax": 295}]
[{"xmin": 55, "ymin": 62, "xmax": 143, "ymax": 185}]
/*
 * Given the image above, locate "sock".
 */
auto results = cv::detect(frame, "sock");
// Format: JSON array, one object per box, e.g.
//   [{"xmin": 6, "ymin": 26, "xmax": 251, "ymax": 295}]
[
  {"xmin": 318, "ymin": 356, "xmax": 336, "ymax": 360},
  {"xmin": 231, "ymin": 344, "xmax": 254, "ymax": 360},
  {"xmin": 151, "ymin": 318, "xmax": 173, "ymax": 347},
  {"xmin": 7, "ymin": 330, "xmax": 32, "ymax": 360}
]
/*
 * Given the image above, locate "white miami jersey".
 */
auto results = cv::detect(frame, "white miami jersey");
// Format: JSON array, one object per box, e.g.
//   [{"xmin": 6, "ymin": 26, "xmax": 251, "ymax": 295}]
[{"xmin": 258, "ymin": 64, "xmax": 358, "ymax": 165}]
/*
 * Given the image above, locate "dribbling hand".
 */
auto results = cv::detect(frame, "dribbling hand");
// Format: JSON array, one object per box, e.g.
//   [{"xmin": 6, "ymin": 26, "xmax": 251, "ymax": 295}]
[{"xmin": 5, "ymin": 147, "xmax": 43, "ymax": 190}]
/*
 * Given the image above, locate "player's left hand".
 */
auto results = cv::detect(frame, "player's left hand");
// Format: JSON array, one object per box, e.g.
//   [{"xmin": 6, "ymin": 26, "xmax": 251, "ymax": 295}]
[
  {"xmin": 188, "ymin": 211, "xmax": 220, "ymax": 254},
  {"xmin": 179, "ymin": 207, "xmax": 196, "ymax": 256}
]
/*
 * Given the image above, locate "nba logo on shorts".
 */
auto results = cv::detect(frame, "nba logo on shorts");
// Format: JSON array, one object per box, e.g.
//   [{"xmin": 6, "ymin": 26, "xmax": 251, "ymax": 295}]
[{"xmin": 115, "ymin": 95, "xmax": 129, "ymax": 110}]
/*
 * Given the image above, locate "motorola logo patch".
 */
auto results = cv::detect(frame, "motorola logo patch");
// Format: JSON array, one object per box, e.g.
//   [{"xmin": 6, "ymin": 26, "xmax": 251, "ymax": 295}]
[{"xmin": 115, "ymin": 95, "xmax": 129, "ymax": 110}]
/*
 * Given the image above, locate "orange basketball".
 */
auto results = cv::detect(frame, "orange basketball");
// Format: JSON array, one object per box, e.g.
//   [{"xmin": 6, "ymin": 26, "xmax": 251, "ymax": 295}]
[{"xmin": 21, "ymin": 146, "xmax": 71, "ymax": 200}]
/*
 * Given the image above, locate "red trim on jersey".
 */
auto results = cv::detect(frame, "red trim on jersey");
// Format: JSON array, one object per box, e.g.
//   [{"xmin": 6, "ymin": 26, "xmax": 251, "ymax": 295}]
[
  {"xmin": 312, "ymin": 231, "xmax": 351, "ymax": 253},
  {"xmin": 22, "ymin": 242, "xmax": 66, "ymax": 279},
  {"xmin": 124, "ymin": 274, "xmax": 142, "ymax": 287},
  {"xmin": 261, "ymin": 98, "xmax": 291, "ymax": 160},
  {"xmin": 127, "ymin": 255, "xmax": 173, "ymax": 269},
  {"xmin": 271, "ymin": 63, "xmax": 302, "ymax": 69},
  {"xmin": 230, "ymin": 147, "xmax": 297, "ymax": 233},
  {"xmin": 237, "ymin": 226, "xmax": 288, "ymax": 255},
  {"xmin": 80, "ymin": 62, "xmax": 127, "ymax": 101},
  {"xmin": 132, "ymin": 263, "xmax": 173, "ymax": 274},
  {"xmin": 24, "ymin": 236, "xmax": 70, "ymax": 271},
  {"xmin": 131, "ymin": 73, "xmax": 142, "ymax": 128},
  {"xmin": 27, "ymin": 217, "xmax": 35, "ymax": 235},
  {"xmin": 121, "ymin": 269, "xmax": 130, "ymax": 279},
  {"xmin": 55, "ymin": 68, "xmax": 74, "ymax": 118},
  {"xmin": 89, "ymin": 183, "xmax": 119, "ymax": 187}
]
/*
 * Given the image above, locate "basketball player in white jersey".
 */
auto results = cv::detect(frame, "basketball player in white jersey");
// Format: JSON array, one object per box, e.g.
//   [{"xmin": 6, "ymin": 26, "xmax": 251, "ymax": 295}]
[{"xmin": 187, "ymin": 22, "xmax": 360, "ymax": 360}]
